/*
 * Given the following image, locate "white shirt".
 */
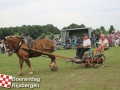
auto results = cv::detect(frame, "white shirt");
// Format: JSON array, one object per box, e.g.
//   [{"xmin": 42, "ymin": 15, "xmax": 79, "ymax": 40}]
[
  {"xmin": 83, "ymin": 39, "xmax": 91, "ymax": 48},
  {"xmin": 99, "ymin": 38, "xmax": 109, "ymax": 47}
]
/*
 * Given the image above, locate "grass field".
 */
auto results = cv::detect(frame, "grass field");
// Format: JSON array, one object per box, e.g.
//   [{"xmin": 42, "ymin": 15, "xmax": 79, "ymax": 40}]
[{"xmin": 0, "ymin": 47, "xmax": 120, "ymax": 90}]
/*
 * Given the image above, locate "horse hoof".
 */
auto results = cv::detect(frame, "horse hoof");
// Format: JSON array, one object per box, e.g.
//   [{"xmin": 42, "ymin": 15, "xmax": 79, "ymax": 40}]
[
  {"xmin": 17, "ymin": 72, "xmax": 23, "ymax": 76},
  {"xmin": 50, "ymin": 64, "xmax": 58, "ymax": 71},
  {"xmin": 29, "ymin": 72, "xmax": 34, "ymax": 75}
]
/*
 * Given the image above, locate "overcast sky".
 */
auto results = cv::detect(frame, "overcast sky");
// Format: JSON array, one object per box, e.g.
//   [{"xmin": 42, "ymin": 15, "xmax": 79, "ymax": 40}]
[{"xmin": 0, "ymin": 0, "xmax": 120, "ymax": 31}]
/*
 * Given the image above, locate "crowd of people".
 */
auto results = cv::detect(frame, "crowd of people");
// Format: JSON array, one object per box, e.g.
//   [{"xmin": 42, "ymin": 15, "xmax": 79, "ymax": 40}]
[
  {"xmin": 107, "ymin": 30, "xmax": 120, "ymax": 47},
  {"xmin": 91, "ymin": 30, "xmax": 120, "ymax": 48},
  {"xmin": 54, "ymin": 30, "xmax": 120, "ymax": 52}
]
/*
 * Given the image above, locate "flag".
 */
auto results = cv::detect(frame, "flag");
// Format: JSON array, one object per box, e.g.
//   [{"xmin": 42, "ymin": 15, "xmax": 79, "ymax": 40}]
[{"xmin": 0, "ymin": 74, "xmax": 12, "ymax": 88}]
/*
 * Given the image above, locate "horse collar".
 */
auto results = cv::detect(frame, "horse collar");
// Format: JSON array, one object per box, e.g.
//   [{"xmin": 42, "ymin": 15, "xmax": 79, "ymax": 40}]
[{"xmin": 13, "ymin": 37, "xmax": 24, "ymax": 53}]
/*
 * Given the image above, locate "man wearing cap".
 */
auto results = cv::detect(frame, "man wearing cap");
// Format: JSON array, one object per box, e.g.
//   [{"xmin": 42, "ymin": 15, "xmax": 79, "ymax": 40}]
[
  {"xmin": 75, "ymin": 34, "xmax": 91, "ymax": 62},
  {"xmin": 92, "ymin": 34, "xmax": 109, "ymax": 56}
]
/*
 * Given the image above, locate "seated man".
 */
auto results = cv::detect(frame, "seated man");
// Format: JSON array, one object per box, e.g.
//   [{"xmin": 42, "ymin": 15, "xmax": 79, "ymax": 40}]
[
  {"xmin": 92, "ymin": 34, "xmax": 109, "ymax": 56},
  {"xmin": 76, "ymin": 34, "xmax": 91, "ymax": 62}
]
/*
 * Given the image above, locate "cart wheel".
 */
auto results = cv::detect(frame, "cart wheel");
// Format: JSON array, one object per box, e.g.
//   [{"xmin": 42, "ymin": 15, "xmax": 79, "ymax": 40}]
[{"xmin": 92, "ymin": 54, "xmax": 106, "ymax": 68}]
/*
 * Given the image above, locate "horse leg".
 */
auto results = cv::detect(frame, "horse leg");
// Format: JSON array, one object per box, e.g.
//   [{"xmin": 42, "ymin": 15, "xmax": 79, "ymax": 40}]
[
  {"xmin": 17, "ymin": 58, "xmax": 24, "ymax": 76},
  {"xmin": 49, "ymin": 55, "xmax": 58, "ymax": 71},
  {"xmin": 24, "ymin": 59, "xmax": 34, "ymax": 75}
]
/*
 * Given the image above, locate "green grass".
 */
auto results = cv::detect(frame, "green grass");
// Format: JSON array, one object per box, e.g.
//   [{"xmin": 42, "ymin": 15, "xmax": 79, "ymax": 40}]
[{"xmin": 0, "ymin": 47, "xmax": 120, "ymax": 90}]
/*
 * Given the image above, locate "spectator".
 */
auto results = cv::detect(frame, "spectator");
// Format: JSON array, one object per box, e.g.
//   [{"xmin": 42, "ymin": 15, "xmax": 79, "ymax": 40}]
[
  {"xmin": 72, "ymin": 36, "xmax": 77, "ymax": 47},
  {"xmin": 91, "ymin": 35, "xmax": 96, "ymax": 48},
  {"xmin": 95, "ymin": 35, "xmax": 99, "ymax": 47}
]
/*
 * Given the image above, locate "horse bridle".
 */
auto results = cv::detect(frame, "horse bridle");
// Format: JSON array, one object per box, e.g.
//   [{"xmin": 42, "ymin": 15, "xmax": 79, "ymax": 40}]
[
  {"xmin": 3, "ymin": 38, "xmax": 12, "ymax": 52},
  {"xmin": 3, "ymin": 37, "xmax": 24, "ymax": 53}
]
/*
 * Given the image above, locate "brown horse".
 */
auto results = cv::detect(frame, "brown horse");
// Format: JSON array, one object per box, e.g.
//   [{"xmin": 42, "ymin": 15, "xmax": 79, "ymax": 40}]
[{"xmin": 2, "ymin": 36, "xmax": 57, "ymax": 76}]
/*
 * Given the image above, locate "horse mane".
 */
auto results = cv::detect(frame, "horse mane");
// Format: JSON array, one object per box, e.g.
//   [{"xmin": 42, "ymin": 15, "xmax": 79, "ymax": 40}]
[
  {"xmin": 4, "ymin": 36, "xmax": 25, "ymax": 43},
  {"xmin": 5, "ymin": 35, "xmax": 21, "ymax": 39}
]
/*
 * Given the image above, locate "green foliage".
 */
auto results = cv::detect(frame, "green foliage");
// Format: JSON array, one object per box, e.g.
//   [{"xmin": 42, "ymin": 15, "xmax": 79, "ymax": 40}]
[
  {"xmin": 14, "ymin": 33, "xmax": 20, "ymax": 36},
  {"xmin": 0, "ymin": 28, "xmax": 14, "ymax": 38},
  {"xmin": 0, "ymin": 23, "xmax": 116, "ymax": 39},
  {"xmin": 0, "ymin": 24, "xmax": 60, "ymax": 39},
  {"xmin": 93, "ymin": 26, "xmax": 107, "ymax": 35},
  {"xmin": 39, "ymin": 33, "xmax": 46, "ymax": 39},
  {"xmin": 108, "ymin": 25, "xmax": 115, "ymax": 34},
  {"xmin": 93, "ymin": 28, "xmax": 101, "ymax": 34},
  {"xmin": 92, "ymin": 25, "xmax": 116, "ymax": 35},
  {"xmin": 100, "ymin": 26, "xmax": 106, "ymax": 34},
  {"xmin": 59, "ymin": 34, "xmax": 61, "ymax": 38},
  {"xmin": 62, "ymin": 23, "xmax": 86, "ymax": 29},
  {"xmin": 49, "ymin": 33, "xmax": 54, "ymax": 40}
]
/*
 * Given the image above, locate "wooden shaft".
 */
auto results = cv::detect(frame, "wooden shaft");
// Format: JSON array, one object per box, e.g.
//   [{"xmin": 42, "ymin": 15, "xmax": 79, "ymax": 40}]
[
  {"xmin": 22, "ymin": 48, "xmax": 71, "ymax": 59},
  {"xmin": 32, "ymin": 49, "xmax": 71, "ymax": 59}
]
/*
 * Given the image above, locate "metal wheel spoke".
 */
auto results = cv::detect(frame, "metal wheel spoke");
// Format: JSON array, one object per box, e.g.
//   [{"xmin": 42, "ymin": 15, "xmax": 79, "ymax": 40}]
[{"xmin": 92, "ymin": 54, "xmax": 106, "ymax": 68}]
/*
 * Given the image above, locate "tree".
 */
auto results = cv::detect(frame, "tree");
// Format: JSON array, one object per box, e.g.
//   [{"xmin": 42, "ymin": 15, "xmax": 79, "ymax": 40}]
[
  {"xmin": 108, "ymin": 25, "xmax": 115, "ymax": 34},
  {"xmin": 95, "ymin": 28, "xmax": 101, "ymax": 34},
  {"xmin": 92, "ymin": 29, "xmax": 96, "ymax": 34},
  {"xmin": 49, "ymin": 33, "xmax": 54, "ymax": 40},
  {"xmin": 78, "ymin": 24, "xmax": 86, "ymax": 28},
  {"xmin": 100, "ymin": 26, "xmax": 106, "ymax": 34},
  {"xmin": 39, "ymin": 33, "xmax": 46, "ymax": 39},
  {"xmin": 62, "ymin": 23, "xmax": 86, "ymax": 29},
  {"xmin": 14, "ymin": 33, "xmax": 20, "ymax": 36},
  {"xmin": 0, "ymin": 24, "xmax": 60, "ymax": 39},
  {"xmin": 43, "ymin": 24, "xmax": 60, "ymax": 34},
  {"xmin": 59, "ymin": 34, "xmax": 61, "ymax": 38}
]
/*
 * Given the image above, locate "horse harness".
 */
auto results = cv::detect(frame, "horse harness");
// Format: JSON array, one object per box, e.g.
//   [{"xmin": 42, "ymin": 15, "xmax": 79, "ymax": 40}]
[
  {"xmin": 4, "ymin": 37, "xmax": 24, "ymax": 53},
  {"xmin": 14, "ymin": 37, "xmax": 24, "ymax": 53},
  {"xmin": 4, "ymin": 37, "xmax": 54, "ymax": 58}
]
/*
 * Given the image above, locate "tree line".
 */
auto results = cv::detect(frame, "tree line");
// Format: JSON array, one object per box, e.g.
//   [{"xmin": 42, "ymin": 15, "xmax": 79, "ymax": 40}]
[
  {"xmin": 0, "ymin": 24, "xmax": 60, "ymax": 39},
  {"xmin": 92, "ymin": 25, "xmax": 115, "ymax": 35},
  {"xmin": 0, "ymin": 23, "xmax": 116, "ymax": 39},
  {"xmin": 62, "ymin": 23, "xmax": 116, "ymax": 34}
]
